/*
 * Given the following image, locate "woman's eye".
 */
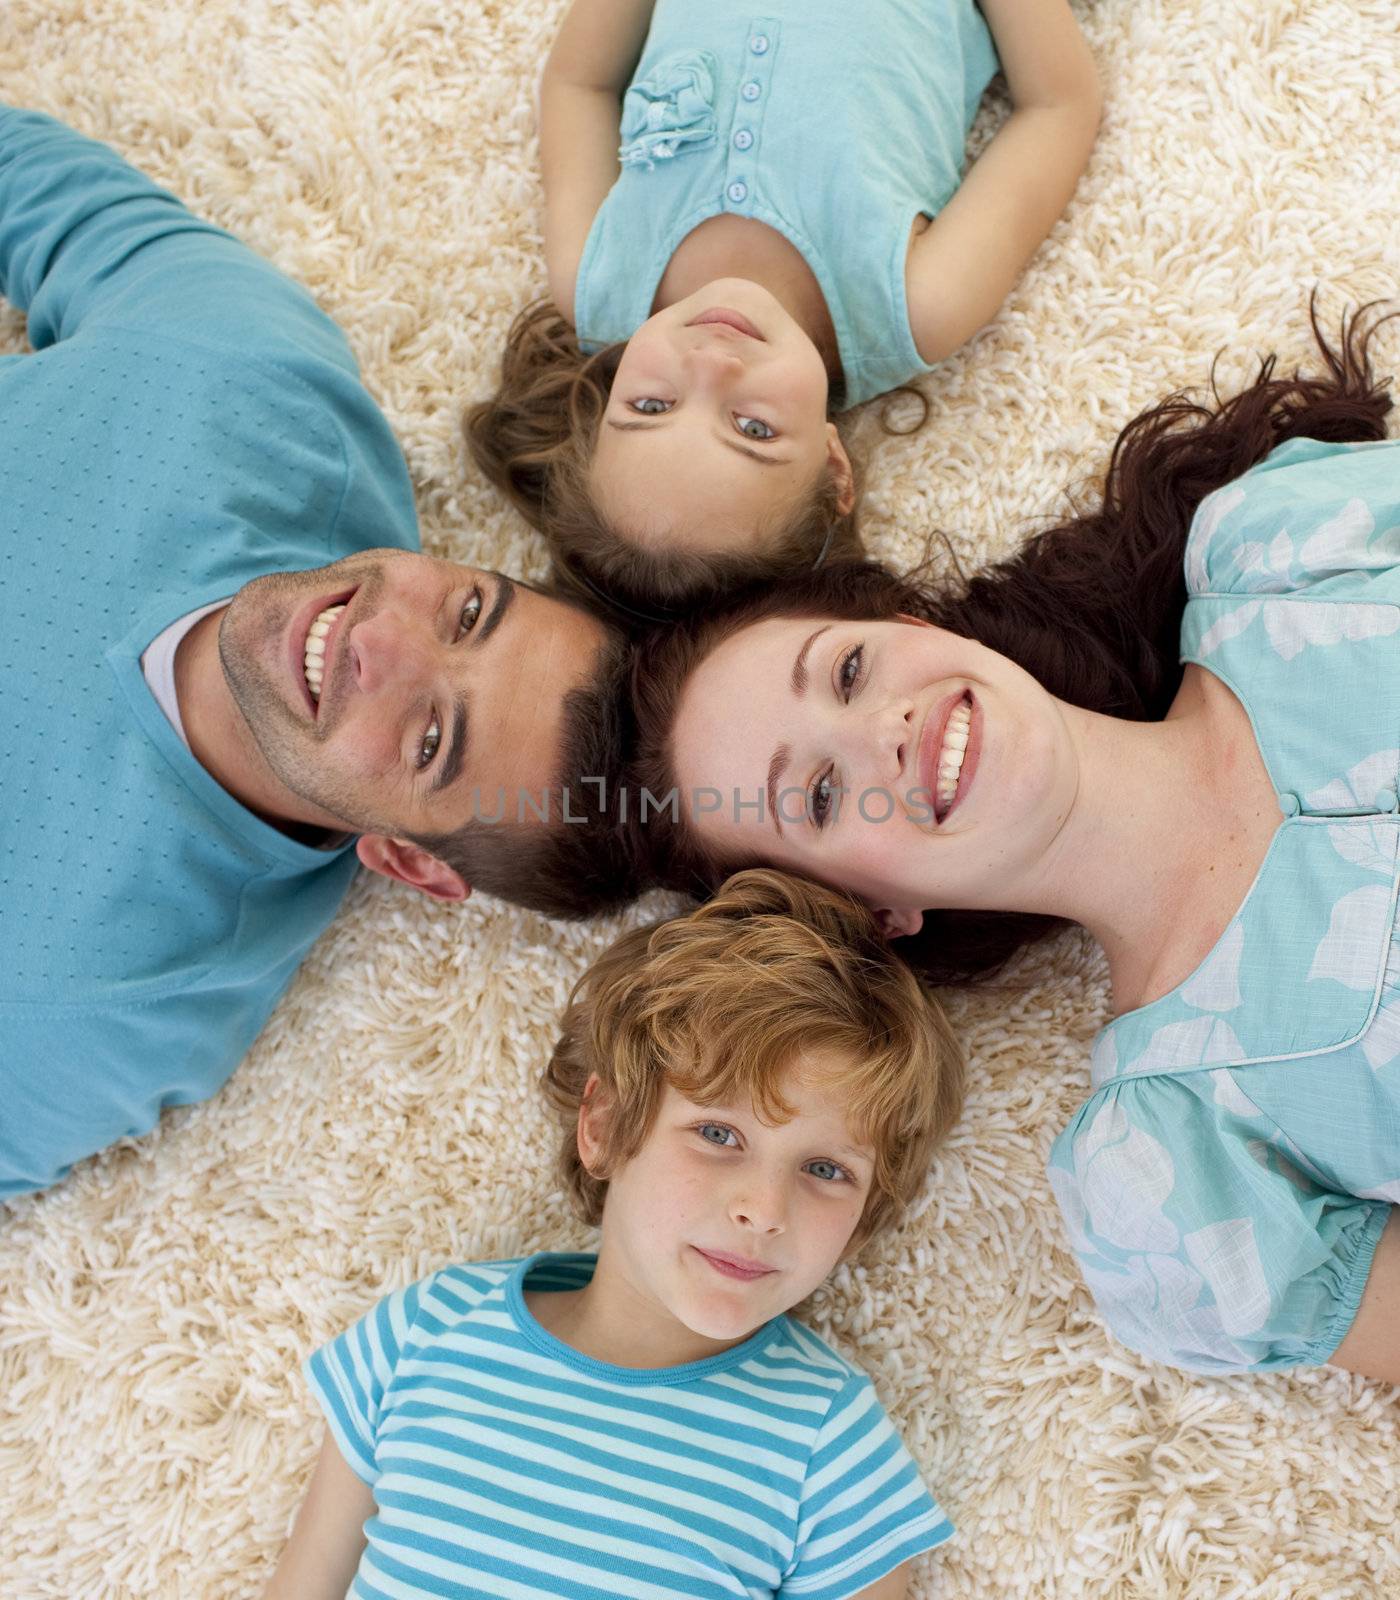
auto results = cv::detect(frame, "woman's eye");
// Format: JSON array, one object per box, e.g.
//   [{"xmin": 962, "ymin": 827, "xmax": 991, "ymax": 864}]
[
  {"xmin": 457, "ymin": 588, "xmax": 483, "ymax": 637},
  {"xmin": 630, "ymin": 397, "xmax": 672, "ymax": 415},
  {"xmin": 734, "ymin": 413, "xmax": 776, "ymax": 440},
  {"xmin": 809, "ymin": 768, "xmax": 838, "ymax": 830},
  {"xmin": 805, "ymin": 1159, "xmax": 846, "ymax": 1183},
  {"xmin": 697, "ymin": 1122, "xmax": 738, "ymax": 1148},
  {"xmin": 416, "ymin": 713, "xmax": 441, "ymax": 770},
  {"xmin": 838, "ymin": 644, "xmax": 864, "ymax": 699}
]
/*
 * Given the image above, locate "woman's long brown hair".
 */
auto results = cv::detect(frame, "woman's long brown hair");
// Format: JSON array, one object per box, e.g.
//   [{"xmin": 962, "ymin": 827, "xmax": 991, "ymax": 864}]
[{"xmin": 625, "ymin": 303, "xmax": 1396, "ymax": 985}]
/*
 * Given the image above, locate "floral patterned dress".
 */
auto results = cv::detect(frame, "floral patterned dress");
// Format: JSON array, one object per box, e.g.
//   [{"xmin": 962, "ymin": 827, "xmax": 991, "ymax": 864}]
[{"xmin": 1049, "ymin": 437, "xmax": 1400, "ymax": 1373}]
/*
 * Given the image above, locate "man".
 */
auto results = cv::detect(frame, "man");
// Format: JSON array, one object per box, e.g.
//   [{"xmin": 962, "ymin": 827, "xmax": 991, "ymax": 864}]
[{"xmin": 0, "ymin": 105, "xmax": 629, "ymax": 1197}]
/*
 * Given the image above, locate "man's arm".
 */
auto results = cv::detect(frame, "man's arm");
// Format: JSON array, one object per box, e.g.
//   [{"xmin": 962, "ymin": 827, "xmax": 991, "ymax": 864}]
[
  {"xmin": 0, "ymin": 104, "xmax": 354, "ymax": 369},
  {"xmin": 263, "ymin": 1430, "xmax": 375, "ymax": 1600},
  {"xmin": 539, "ymin": 0, "xmax": 657, "ymax": 322},
  {"xmin": 1328, "ymin": 1207, "xmax": 1400, "ymax": 1384},
  {"xmin": 906, "ymin": 0, "xmax": 1101, "ymax": 363}
]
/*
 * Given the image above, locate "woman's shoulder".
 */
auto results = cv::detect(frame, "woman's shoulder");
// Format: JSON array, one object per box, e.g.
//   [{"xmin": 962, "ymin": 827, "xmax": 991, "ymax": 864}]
[{"xmin": 1185, "ymin": 437, "xmax": 1400, "ymax": 599}]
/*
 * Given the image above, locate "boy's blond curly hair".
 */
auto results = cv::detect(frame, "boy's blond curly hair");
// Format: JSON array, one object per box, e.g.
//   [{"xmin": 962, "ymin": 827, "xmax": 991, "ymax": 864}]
[{"xmin": 544, "ymin": 868, "xmax": 964, "ymax": 1251}]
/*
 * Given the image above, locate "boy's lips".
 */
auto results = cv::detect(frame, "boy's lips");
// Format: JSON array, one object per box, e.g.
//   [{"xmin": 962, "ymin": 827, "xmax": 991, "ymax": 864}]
[
  {"xmin": 693, "ymin": 1246, "xmax": 777, "ymax": 1282},
  {"xmin": 687, "ymin": 306, "xmax": 765, "ymax": 341}
]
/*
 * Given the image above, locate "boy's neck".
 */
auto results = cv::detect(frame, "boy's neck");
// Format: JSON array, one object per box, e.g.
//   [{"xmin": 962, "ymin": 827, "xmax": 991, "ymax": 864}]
[{"xmin": 525, "ymin": 1251, "xmax": 754, "ymax": 1371}]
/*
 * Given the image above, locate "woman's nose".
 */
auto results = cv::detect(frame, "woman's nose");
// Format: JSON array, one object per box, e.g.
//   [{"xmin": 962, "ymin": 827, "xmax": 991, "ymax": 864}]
[{"xmin": 846, "ymin": 699, "xmax": 915, "ymax": 788}]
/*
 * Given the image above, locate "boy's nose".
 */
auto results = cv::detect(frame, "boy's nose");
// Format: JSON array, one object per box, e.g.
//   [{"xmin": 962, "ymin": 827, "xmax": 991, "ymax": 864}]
[{"xmin": 730, "ymin": 1176, "xmax": 788, "ymax": 1235}]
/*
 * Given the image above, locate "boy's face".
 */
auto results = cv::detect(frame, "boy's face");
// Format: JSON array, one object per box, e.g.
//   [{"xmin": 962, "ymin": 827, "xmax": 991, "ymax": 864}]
[{"xmin": 592, "ymin": 1056, "xmax": 876, "ymax": 1349}]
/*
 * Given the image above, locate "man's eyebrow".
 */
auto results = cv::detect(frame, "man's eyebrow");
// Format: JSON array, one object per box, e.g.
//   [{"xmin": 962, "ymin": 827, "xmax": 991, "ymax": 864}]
[
  {"xmin": 430, "ymin": 696, "xmax": 469, "ymax": 797},
  {"xmin": 477, "ymin": 573, "xmax": 515, "ymax": 644}
]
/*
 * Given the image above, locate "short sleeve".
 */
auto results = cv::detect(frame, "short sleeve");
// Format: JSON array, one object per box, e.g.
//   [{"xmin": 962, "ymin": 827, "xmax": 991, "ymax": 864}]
[
  {"xmin": 1184, "ymin": 438, "xmax": 1400, "ymax": 601},
  {"xmin": 781, "ymin": 1375, "xmax": 953, "ymax": 1600},
  {"xmin": 304, "ymin": 1277, "xmax": 429, "ymax": 1486},
  {"xmin": 1048, "ymin": 1074, "xmax": 1391, "ymax": 1374}
]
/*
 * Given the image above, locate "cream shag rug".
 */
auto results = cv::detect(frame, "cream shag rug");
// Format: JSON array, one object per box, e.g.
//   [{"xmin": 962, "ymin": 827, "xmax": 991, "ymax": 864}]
[{"xmin": 2, "ymin": 2, "xmax": 1399, "ymax": 1596}]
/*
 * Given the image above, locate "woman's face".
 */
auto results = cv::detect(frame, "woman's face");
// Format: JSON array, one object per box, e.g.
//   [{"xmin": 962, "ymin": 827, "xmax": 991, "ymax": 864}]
[
  {"xmin": 590, "ymin": 279, "xmax": 851, "ymax": 556},
  {"xmin": 670, "ymin": 615, "xmax": 1082, "ymax": 932}
]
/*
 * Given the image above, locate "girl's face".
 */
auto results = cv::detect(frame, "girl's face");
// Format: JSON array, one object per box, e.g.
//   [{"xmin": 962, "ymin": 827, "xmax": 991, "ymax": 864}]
[
  {"xmin": 670, "ymin": 615, "xmax": 1082, "ymax": 934},
  {"xmin": 591, "ymin": 279, "xmax": 852, "ymax": 555}
]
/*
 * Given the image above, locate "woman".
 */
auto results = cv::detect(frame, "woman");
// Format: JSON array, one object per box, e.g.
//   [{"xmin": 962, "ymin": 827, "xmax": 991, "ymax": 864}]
[{"xmin": 624, "ymin": 308, "xmax": 1400, "ymax": 1382}]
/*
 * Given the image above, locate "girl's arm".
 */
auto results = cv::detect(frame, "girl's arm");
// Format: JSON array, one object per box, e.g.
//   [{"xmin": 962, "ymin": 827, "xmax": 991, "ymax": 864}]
[
  {"xmin": 263, "ymin": 1430, "xmax": 375, "ymax": 1600},
  {"xmin": 906, "ymin": 0, "xmax": 1101, "ymax": 363},
  {"xmin": 849, "ymin": 1559, "xmax": 912, "ymax": 1598},
  {"xmin": 1328, "ymin": 1208, "xmax": 1400, "ymax": 1385},
  {"xmin": 540, "ymin": 0, "xmax": 657, "ymax": 322}
]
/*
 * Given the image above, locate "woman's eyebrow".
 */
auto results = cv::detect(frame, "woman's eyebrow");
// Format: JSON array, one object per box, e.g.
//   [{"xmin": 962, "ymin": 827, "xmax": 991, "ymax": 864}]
[
  {"xmin": 764, "ymin": 625, "xmax": 834, "ymax": 835},
  {"xmin": 791, "ymin": 625, "xmax": 831, "ymax": 694}
]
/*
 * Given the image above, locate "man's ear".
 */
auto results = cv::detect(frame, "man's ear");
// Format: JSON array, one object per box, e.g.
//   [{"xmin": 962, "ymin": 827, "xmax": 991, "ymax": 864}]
[
  {"xmin": 825, "ymin": 424, "xmax": 856, "ymax": 517},
  {"xmin": 576, "ymin": 1072, "xmax": 611, "ymax": 1175},
  {"xmin": 355, "ymin": 835, "xmax": 471, "ymax": 902},
  {"xmin": 874, "ymin": 905, "xmax": 924, "ymax": 940}
]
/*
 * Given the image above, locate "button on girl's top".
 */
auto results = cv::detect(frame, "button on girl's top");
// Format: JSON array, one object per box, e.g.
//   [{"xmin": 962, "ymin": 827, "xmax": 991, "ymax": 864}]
[
  {"xmin": 575, "ymin": 0, "xmax": 999, "ymax": 407},
  {"xmin": 1049, "ymin": 438, "xmax": 1400, "ymax": 1374}
]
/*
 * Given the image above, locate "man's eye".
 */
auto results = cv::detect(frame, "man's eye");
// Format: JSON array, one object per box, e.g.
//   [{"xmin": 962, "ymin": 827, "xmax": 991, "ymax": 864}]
[
  {"xmin": 458, "ymin": 589, "xmax": 483, "ymax": 637},
  {"xmin": 630, "ymin": 398, "xmax": 672, "ymax": 415},
  {"xmin": 416, "ymin": 713, "xmax": 441, "ymax": 770},
  {"xmin": 838, "ymin": 644, "xmax": 864, "ymax": 699},
  {"xmin": 805, "ymin": 1159, "xmax": 847, "ymax": 1183},
  {"xmin": 810, "ymin": 768, "xmax": 838, "ymax": 830},
  {"xmin": 697, "ymin": 1122, "xmax": 738, "ymax": 1148},
  {"xmin": 735, "ymin": 413, "xmax": 775, "ymax": 440}
]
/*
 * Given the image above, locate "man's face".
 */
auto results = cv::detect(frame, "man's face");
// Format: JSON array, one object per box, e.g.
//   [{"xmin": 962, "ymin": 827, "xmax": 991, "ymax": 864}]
[{"xmin": 218, "ymin": 549, "xmax": 608, "ymax": 843}]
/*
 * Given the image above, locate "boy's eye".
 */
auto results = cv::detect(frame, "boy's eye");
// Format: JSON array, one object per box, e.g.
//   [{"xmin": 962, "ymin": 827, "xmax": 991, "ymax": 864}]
[
  {"xmin": 804, "ymin": 1158, "xmax": 848, "ymax": 1183},
  {"xmin": 697, "ymin": 1122, "xmax": 738, "ymax": 1148},
  {"xmin": 630, "ymin": 397, "xmax": 672, "ymax": 415},
  {"xmin": 734, "ymin": 413, "xmax": 775, "ymax": 440},
  {"xmin": 457, "ymin": 588, "xmax": 483, "ymax": 636},
  {"xmin": 416, "ymin": 713, "xmax": 441, "ymax": 770}
]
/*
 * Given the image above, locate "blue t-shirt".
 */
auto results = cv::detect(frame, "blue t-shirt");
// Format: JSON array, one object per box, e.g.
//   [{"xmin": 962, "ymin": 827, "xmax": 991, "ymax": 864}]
[
  {"xmin": 575, "ymin": 0, "xmax": 999, "ymax": 408},
  {"xmin": 0, "ymin": 107, "xmax": 419, "ymax": 1196},
  {"xmin": 307, "ymin": 1253, "xmax": 954, "ymax": 1599},
  {"xmin": 1049, "ymin": 437, "xmax": 1400, "ymax": 1374}
]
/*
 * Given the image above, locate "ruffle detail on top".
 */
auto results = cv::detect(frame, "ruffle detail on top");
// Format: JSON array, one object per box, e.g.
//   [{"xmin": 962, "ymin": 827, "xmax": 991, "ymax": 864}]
[{"xmin": 618, "ymin": 50, "xmax": 718, "ymax": 170}]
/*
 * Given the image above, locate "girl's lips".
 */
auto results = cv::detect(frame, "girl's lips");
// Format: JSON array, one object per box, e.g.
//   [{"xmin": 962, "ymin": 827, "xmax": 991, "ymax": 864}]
[
  {"xmin": 687, "ymin": 306, "xmax": 764, "ymax": 340},
  {"xmin": 693, "ymin": 1246, "xmax": 776, "ymax": 1282}
]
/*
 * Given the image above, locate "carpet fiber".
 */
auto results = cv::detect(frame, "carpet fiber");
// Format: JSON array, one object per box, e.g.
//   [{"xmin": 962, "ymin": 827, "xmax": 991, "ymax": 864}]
[{"xmin": 2, "ymin": 2, "xmax": 1399, "ymax": 1596}]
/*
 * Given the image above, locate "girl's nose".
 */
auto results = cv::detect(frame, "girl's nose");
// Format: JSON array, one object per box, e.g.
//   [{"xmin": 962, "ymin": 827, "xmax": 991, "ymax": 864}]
[{"xmin": 685, "ymin": 339, "xmax": 747, "ymax": 387}]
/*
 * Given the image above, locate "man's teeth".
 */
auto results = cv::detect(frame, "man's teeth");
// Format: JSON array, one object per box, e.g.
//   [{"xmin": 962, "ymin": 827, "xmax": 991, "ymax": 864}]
[
  {"xmin": 935, "ymin": 699, "xmax": 972, "ymax": 814},
  {"xmin": 303, "ymin": 603, "xmax": 345, "ymax": 702}
]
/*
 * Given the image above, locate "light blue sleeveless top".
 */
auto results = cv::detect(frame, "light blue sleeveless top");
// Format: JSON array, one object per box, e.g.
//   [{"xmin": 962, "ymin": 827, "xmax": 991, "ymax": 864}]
[
  {"xmin": 574, "ymin": 0, "xmax": 999, "ymax": 408},
  {"xmin": 1048, "ymin": 437, "xmax": 1400, "ymax": 1375}
]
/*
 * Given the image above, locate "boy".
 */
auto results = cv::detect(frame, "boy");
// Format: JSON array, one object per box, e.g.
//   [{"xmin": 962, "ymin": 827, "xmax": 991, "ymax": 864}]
[{"xmin": 266, "ymin": 869, "xmax": 965, "ymax": 1598}]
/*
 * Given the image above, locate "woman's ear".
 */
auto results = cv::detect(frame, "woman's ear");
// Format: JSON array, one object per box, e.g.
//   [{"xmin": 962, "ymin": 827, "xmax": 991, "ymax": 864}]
[
  {"xmin": 874, "ymin": 905, "xmax": 924, "ymax": 940},
  {"xmin": 825, "ymin": 424, "xmax": 856, "ymax": 516},
  {"xmin": 576, "ymin": 1073, "xmax": 610, "ymax": 1175},
  {"xmin": 356, "ymin": 836, "xmax": 470, "ymax": 902},
  {"xmin": 894, "ymin": 612, "xmax": 933, "ymax": 630}
]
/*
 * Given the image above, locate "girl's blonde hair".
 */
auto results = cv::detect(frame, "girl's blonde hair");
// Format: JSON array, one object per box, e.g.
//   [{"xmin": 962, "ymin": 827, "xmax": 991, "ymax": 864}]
[
  {"xmin": 544, "ymin": 868, "xmax": 964, "ymax": 1250},
  {"xmin": 463, "ymin": 301, "xmax": 866, "ymax": 617}
]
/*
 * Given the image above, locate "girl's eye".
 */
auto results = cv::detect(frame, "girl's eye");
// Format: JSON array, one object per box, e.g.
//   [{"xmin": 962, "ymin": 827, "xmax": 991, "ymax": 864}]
[
  {"xmin": 457, "ymin": 589, "xmax": 483, "ymax": 637},
  {"xmin": 838, "ymin": 643, "xmax": 864, "ymax": 700},
  {"xmin": 630, "ymin": 398, "xmax": 672, "ymax": 416},
  {"xmin": 809, "ymin": 767, "xmax": 838, "ymax": 830},
  {"xmin": 697, "ymin": 1122, "xmax": 738, "ymax": 1148},
  {"xmin": 804, "ymin": 1158, "xmax": 848, "ymax": 1183},
  {"xmin": 734, "ymin": 413, "xmax": 775, "ymax": 440},
  {"xmin": 416, "ymin": 713, "xmax": 441, "ymax": 770}
]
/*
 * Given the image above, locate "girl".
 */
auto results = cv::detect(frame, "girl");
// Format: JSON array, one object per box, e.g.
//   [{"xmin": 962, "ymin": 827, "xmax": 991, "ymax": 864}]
[
  {"xmin": 466, "ymin": 0, "xmax": 1100, "ymax": 614},
  {"xmin": 265, "ymin": 869, "xmax": 965, "ymax": 1599},
  {"xmin": 622, "ymin": 309, "xmax": 1400, "ymax": 1384}
]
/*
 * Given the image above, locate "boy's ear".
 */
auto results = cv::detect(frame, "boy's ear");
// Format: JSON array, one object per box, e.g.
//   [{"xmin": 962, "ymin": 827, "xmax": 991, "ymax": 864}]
[
  {"xmin": 824, "ymin": 424, "xmax": 856, "ymax": 516},
  {"xmin": 576, "ymin": 1073, "xmax": 611, "ymax": 1175},
  {"xmin": 356, "ymin": 835, "xmax": 471, "ymax": 902},
  {"xmin": 874, "ymin": 905, "xmax": 924, "ymax": 940}
]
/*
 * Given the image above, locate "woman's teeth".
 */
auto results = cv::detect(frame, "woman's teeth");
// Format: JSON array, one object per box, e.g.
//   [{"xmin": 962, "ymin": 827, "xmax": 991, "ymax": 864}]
[
  {"xmin": 303, "ymin": 603, "xmax": 345, "ymax": 702},
  {"xmin": 935, "ymin": 698, "xmax": 972, "ymax": 816}
]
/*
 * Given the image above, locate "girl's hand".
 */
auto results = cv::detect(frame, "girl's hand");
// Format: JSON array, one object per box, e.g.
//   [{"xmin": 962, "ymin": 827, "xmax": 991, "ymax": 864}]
[
  {"xmin": 540, "ymin": 0, "xmax": 659, "ymax": 321},
  {"xmin": 1329, "ymin": 1208, "xmax": 1400, "ymax": 1384},
  {"xmin": 263, "ymin": 1429, "xmax": 374, "ymax": 1600},
  {"xmin": 906, "ymin": 0, "xmax": 1102, "ymax": 363}
]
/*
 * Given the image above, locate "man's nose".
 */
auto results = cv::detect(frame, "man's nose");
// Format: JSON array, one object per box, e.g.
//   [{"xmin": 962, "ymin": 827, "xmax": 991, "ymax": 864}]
[{"xmin": 346, "ymin": 608, "xmax": 437, "ymax": 696}]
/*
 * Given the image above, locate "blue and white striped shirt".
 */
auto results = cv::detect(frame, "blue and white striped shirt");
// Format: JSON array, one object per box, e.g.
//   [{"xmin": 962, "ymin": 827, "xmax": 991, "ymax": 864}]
[{"xmin": 307, "ymin": 1253, "xmax": 953, "ymax": 1599}]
